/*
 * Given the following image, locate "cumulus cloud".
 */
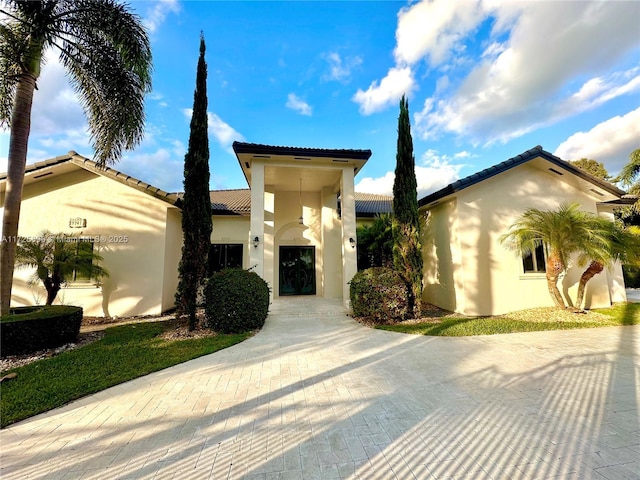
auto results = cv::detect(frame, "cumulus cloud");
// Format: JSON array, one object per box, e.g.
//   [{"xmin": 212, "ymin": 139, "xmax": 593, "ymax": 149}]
[
  {"xmin": 143, "ymin": 0, "xmax": 181, "ymax": 34},
  {"xmin": 413, "ymin": 1, "xmax": 640, "ymax": 144},
  {"xmin": 286, "ymin": 93, "xmax": 312, "ymax": 116},
  {"xmin": 322, "ymin": 52, "xmax": 362, "ymax": 83},
  {"xmin": 355, "ymin": 149, "xmax": 465, "ymax": 198},
  {"xmin": 120, "ymin": 148, "xmax": 184, "ymax": 192},
  {"xmin": 182, "ymin": 110, "xmax": 245, "ymax": 151},
  {"xmin": 352, "ymin": 67, "xmax": 415, "ymax": 115},
  {"xmin": 394, "ymin": 0, "xmax": 485, "ymax": 66},
  {"xmin": 554, "ymin": 108, "xmax": 640, "ymax": 174}
]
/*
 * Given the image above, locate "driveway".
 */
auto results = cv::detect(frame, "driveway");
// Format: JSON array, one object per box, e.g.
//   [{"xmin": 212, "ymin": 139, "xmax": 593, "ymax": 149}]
[{"xmin": 1, "ymin": 298, "xmax": 638, "ymax": 479}]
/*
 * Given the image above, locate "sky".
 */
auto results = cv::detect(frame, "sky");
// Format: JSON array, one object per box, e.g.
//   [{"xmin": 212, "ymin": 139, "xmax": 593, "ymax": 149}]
[{"xmin": 1, "ymin": 0, "xmax": 639, "ymax": 198}]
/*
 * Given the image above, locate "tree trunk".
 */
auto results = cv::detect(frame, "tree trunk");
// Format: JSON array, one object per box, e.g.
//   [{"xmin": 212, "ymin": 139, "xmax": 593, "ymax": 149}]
[
  {"xmin": 1, "ymin": 74, "xmax": 37, "ymax": 315},
  {"xmin": 545, "ymin": 250, "xmax": 566, "ymax": 308},
  {"xmin": 43, "ymin": 277, "xmax": 61, "ymax": 306},
  {"xmin": 575, "ymin": 261, "xmax": 604, "ymax": 309}
]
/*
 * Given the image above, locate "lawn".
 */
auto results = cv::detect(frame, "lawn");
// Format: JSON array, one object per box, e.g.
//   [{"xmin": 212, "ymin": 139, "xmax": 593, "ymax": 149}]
[
  {"xmin": 376, "ymin": 303, "xmax": 640, "ymax": 336},
  {"xmin": 0, "ymin": 322, "xmax": 250, "ymax": 428}
]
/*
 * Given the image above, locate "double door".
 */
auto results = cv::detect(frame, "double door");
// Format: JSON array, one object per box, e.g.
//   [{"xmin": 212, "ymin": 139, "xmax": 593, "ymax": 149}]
[{"xmin": 279, "ymin": 246, "xmax": 316, "ymax": 296}]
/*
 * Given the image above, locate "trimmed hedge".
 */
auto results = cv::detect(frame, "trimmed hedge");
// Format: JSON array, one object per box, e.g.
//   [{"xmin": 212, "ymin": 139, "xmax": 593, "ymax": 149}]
[
  {"xmin": 205, "ymin": 269, "xmax": 270, "ymax": 333},
  {"xmin": 1, "ymin": 306, "xmax": 83, "ymax": 357},
  {"xmin": 350, "ymin": 267, "xmax": 410, "ymax": 323}
]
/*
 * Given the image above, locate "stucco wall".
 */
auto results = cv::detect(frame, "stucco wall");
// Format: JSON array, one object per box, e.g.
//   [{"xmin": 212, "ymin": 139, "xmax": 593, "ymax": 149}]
[
  {"xmin": 9, "ymin": 169, "xmax": 177, "ymax": 317},
  {"xmin": 423, "ymin": 163, "xmax": 618, "ymax": 316}
]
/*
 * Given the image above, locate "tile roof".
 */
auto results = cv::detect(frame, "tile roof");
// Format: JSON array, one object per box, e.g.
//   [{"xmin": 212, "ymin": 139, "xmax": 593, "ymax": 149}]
[
  {"xmin": 418, "ymin": 145, "xmax": 626, "ymax": 207},
  {"xmin": 1, "ymin": 152, "xmax": 181, "ymax": 206},
  {"xmin": 207, "ymin": 189, "xmax": 393, "ymax": 216},
  {"xmin": 233, "ymin": 142, "xmax": 372, "ymax": 160}
]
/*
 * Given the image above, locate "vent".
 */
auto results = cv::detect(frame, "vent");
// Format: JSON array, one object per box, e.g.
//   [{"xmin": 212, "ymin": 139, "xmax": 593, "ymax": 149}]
[
  {"xmin": 244, "ymin": 162, "xmax": 250, "ymax": 169},
  {"xmin": 253, "ymin": 155, "xmax": 271, "ymax": 159},
  {"xmin": 33, "ymin": 172, "xmax": 53, "ymax": 179},
  {"xmin": 548, "ymin": 168, "xmax": 563, "ymax": 176},
  {"xmin": 589, "ymin": 188, "xmax": 604, "ymax": 197},
  {"xmin": 332, "ymin": 159, "xmax": 348, "ymax": 163},
  {"xmin": 294, "ymin": 157, "xmax": 311, "ymax": 161}
]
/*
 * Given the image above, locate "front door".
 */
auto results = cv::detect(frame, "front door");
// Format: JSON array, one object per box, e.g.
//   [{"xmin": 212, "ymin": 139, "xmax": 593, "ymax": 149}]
[{"xmin": 279, "ymin": 246, "xmax": 316, "ymax": 296}]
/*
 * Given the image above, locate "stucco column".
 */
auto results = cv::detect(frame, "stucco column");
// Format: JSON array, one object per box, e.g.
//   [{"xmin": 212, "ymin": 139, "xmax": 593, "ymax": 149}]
[
  {"xmin": 249, "ymin": 161, "xmax": 265, "ymax": 278},
  {"xmin": 341, "ymin": 166, "xmax": 357, "ymax": 308}
]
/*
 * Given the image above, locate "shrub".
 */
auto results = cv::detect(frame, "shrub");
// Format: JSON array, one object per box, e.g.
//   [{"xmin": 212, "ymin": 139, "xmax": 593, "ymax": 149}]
[
  {"xmin": 350, "ymin": 267, "xmax": 410, "ymax": 323},
  {"xmin": 1, "ymin": 306, "xmax": 83, "ymax": 356},
  {"xmin": 205, "ymin": 269, "xmax": 270, "ymax": 333},
  {"xmin": 623, "ymin": 265, "xmax": 640, "ymax": 288}
]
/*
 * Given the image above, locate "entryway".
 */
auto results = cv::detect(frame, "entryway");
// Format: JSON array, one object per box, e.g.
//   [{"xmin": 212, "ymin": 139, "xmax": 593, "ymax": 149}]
[{"xmin": 279, "ymin": 246, "xmax": 316, "ymax": 296}]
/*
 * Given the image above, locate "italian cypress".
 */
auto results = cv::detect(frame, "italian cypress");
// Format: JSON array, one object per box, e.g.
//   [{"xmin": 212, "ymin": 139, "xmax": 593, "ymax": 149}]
[
  {"xmin": 392, "ymin": 95, "xmax": 423, "ymax": 318},
  {"xmin": 176, "ymin": 33, "xmax": 212, "ymax": 330}
]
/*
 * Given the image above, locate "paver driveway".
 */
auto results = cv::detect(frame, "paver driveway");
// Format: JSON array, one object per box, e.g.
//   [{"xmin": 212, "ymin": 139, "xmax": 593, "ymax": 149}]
[{"xmin": 1, "ymin": 298, "xmax": 639, "ymax": 479}]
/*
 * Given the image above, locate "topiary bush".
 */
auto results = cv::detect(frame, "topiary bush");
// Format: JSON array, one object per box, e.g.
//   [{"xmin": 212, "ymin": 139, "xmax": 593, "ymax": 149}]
[
  {"xmin": 350, "ymin": 267, "xmax": 410, "ymax": 323},
  {"xmin": 1, "ymin": 305, "xmax": 83, "ymax": 357},
  {"xmin": 205, "ymin": 268, "xmax": 270, "ymax": 333}
]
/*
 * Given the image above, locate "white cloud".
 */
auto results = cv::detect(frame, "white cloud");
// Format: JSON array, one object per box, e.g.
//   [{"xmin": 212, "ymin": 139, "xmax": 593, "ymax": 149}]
[
  {"xmin": 120, "ymin": 148, "xmax": 184, "ymax": 192},
  {"xmin": 182, "ymin": 110, "xmax": 245, "ymax": 150},
  {"xmin": 286, "ymin": 93, "xmax": 312, "ymax": 116},
  {"xmin": 355, "ymin": 149, "xmax": 464, "ymax": 198},
  {"xmin": 394, "ymin": 0, "xmax": 485, "ymax": 66},
  {"xmin": 31, "ymin": 51, "xmax": 86, "ymax": 136},
  {"xmin": 143, "ymin": 0, "xmax": 181, "ymax": 34},
  {"xmin": 352, "ymin": 67, "xmax": 415, "ymax": 115},
  {"xmin": 554, "ymin": 108, "xmax": 640, "ymax": 174},
  {"xmin": 322, "ymin": 52, "xmax": 362, "ymax": 83},
  {"xmin": 208, "ymin": 112, "xmax": 245, "ymax": 146},
  {"xmin": 413, "ymin": 1, "xmax": 640, "ymax": 144}
]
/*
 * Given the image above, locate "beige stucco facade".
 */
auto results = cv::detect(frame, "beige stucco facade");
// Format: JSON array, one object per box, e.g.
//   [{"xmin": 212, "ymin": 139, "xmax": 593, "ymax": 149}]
[
  {"xmin": 233, "ymin": 143, "xmax": 370, "ymax": 306},
  {"xmin": 1, "ymin": 155, "xmax": 183, "ymax": 317},
  {"xmin": 421, "ymin": 152, "xmax": 628, "ymax": 316}
]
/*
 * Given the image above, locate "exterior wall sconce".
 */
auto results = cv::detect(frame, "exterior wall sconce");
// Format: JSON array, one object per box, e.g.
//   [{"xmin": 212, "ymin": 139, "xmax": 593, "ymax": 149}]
[
  {"xmin": 349, "ymin": 237, "xmax": 356, "ymax": 249},
  {"xmin": 253, "ymin": 236, "xmax": 259, "ymax": 248},
  {"xmin": 298, "ymin": 216, "xmax": 304, "ymax": 225}
]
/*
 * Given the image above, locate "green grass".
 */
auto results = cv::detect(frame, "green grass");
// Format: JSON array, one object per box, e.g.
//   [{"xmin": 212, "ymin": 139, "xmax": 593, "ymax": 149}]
[
  {"xmin": 0, "ymin": 322, "xmax": 250, "ymax": 428},
  {"xmin": 377, "ymin": 303, "xmax": 640, "ymax": 337}
]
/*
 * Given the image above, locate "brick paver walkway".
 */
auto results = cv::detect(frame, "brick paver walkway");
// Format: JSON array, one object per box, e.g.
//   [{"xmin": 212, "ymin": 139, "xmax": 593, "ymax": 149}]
[{"xmin": 1, "ymin": 298, "xmax": 638, "ymax": 479}]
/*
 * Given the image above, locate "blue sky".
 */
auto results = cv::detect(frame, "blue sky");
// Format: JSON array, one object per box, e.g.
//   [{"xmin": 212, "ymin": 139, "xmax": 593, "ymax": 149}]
[{"xmin": 1, "ymin": 0, "xmax": 639, "ymax": 198}]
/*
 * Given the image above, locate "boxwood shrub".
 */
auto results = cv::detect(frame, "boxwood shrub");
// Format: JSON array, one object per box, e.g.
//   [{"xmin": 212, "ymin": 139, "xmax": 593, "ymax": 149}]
[
  {"xmin": 205, "ymin": 268, "xmax": 270, "ymax": 333},
  {"xmin": 350, "ymin": 267, "xmax": 410, "ymax": 323},
  {"xmin": 1, "ymin": 305, "xmax": 83, "ymax": 357}
]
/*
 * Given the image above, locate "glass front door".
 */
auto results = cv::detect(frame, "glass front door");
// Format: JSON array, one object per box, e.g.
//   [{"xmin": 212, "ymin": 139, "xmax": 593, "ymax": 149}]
[{"xmin": 279, "ymin": 246, "xmax": 316, "ymax": 296}]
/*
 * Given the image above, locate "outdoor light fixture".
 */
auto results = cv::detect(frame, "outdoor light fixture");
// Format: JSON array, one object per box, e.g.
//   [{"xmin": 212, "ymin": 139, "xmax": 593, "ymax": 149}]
[
  {"xmin": 253, "ymin": 236, "xmax": 259, "ymax": 248},
  {"xmin": 349, "ymin": 237, "xmax": 356, "ymax": 248},
  {"xmin": 298, "ymin": 177, "xmax": 304, "ymax": 225}
]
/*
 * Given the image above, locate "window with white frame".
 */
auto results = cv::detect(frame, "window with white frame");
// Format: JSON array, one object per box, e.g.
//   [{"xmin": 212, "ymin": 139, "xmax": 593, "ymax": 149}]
[{"xmin": 522, "ymin": 242, "xmax": 547, "ymax": 273}]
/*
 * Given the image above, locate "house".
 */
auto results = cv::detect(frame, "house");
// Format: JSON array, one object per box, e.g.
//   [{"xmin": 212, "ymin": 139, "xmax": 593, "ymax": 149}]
[
  {"xmin": 1, "ymin": 143, "xmax": 630, "ymax": 318},
  {"xmin": 1, "ymin": 143, "xmax": 391, "ymax": 317},
  {"xmin": 419, "ymin": 145, "xmax": 629, "ymax": 316}
]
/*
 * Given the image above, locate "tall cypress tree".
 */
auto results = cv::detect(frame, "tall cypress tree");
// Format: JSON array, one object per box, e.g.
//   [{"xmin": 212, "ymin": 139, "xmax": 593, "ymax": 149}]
[
  {"xmin": 176, "ymin": 33, "xmax": 212, "ymax": 330},
  {"xmin": 392, "ymin": 95, "xmax": 423, "ymax": 318}
]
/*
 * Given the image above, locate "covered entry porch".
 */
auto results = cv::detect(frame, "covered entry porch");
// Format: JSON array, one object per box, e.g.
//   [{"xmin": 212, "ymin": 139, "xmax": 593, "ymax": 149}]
[{"xmin": 233, "ymin": 142, "xmax": 372, "ymax": 306}]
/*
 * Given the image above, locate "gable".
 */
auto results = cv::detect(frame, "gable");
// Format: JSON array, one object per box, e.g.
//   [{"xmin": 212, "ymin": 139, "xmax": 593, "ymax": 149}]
[
  {"xmin": 0, "ymin": 151, "xmax": 181, "ymax": 207},
  {"xmin": 418, "ymin": 146, "xmax": 626, "ymax": 209}
]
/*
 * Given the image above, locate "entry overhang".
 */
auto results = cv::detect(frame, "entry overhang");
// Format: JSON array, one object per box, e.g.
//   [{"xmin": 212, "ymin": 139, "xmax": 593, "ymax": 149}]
[{"xmin": 233, "ymin": 142, "xmax": 372, "ymax": 191}]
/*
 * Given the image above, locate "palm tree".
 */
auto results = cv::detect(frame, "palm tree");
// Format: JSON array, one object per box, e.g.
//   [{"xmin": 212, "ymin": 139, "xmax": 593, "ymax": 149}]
[
  {"xmin": 616, "ymin": 148, "xmax": 640, "ymax": 211},
  {"xmin": 15, "ymin": 231, "xmax": 108, "ymax": 305},
  {"xmin": 0, "ymin": 0, "xmax": 152, "ymax": 314},
  {"xmin": 500, "ymin": 203, "xmax": 609, "ymax": 309},
  {"xmin": 575, "ymin": 220, "xmax": 640, "ymax": 309}
]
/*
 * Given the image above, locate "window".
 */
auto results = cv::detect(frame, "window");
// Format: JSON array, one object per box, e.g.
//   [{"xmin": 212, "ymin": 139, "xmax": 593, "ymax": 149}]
[
  {"xmin": 209, "ymin": 244, "xmax": 243, "ymax": 274},
  {"xmin": 523, "ymin": 243, "xmax": 547, "ymax": 273},
  {"xmin": 56, "ymin": 238, "xmax": 96, "ymax": 283}
]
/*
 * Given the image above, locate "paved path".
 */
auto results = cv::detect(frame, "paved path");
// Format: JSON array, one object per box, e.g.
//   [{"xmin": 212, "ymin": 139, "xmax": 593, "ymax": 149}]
[{"xmin": 1, "ymin": 298, "xmax": 639, "ymax": 480}]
